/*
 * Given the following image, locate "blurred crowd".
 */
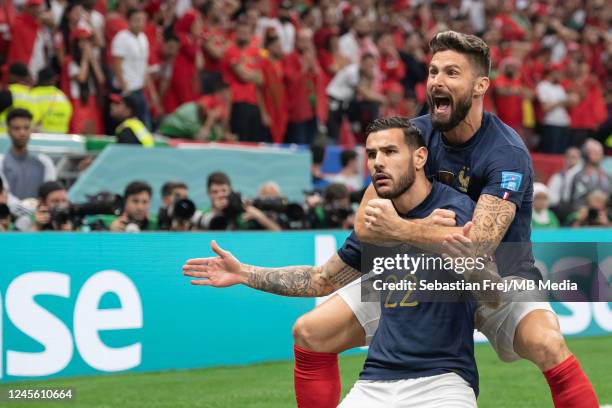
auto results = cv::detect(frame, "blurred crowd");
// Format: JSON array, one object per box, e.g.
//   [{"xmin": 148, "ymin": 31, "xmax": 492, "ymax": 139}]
[
  {"xmin": 0, "ymin": 0, "xmax": 610, "ymax": 232},
  {"xmin": 0, "ymin": 0, "xmax": 609, "ymax": 150}
]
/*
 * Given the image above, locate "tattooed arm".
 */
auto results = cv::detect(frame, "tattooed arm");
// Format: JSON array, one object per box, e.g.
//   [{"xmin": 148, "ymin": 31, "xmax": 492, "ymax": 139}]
[
  {"xmin": 356, "ymin": 190, "xmax": 516, "ymax": 257},
  {"xmin": 183, "ymin": 240, "xmax": 361, "ymax": 297}
]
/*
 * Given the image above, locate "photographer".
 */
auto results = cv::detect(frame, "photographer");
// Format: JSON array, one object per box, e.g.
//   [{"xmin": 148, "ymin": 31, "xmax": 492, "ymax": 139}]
[
  {"xmin": 194, "ymin": 172, "xmax": 280, "ymax": 231},
  {"xmin": 307, "ymin": 183, "xmax": 355, "ymax": 229},
  {"xmin": 0, "ymin": 177, "xmax": 12, "ymax": 232},
  {"xmin": 158, "ymin": 181, "xmax": 197, "ymax": 231},
  {"xmin": 100, "ymin": 181, "xmax": 158, "ymax": 232},
  {"xmin": 31, "ymin": 181, "xmax": 73, "ymax": 231},
  {"xmin": 569, "ymin": 190, "xmax": 611, "ymax": 227}
]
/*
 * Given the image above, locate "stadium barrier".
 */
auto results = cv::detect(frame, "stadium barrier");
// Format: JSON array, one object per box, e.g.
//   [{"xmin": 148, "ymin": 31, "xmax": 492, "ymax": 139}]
[
  {"xmin": 68, "ymin": 144, "xmax": 312, "ymax": 212},
  {"xmin": 0, "ymin": 229, "xmax": 610, "ymax": 382}
]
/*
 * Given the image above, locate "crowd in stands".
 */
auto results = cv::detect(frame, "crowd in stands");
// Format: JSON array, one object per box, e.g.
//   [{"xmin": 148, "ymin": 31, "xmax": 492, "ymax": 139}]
[
  {"xmin": 0, "ymin": 0, "xmax": 610, "ymax": 232},
  {"xmin": 0, "ymin": 0, "xmax": 608, "ymax": 149}
]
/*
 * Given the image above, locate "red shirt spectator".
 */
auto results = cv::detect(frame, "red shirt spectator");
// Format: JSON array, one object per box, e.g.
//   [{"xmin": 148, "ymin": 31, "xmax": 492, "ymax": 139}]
[
  {"xmin": 260, "ymin": 35, "xmax": 287, "ymax": 143},
  {"xmin": 493, "ymin": 59, "xmax": 525, "ymax": 131},
  {"xmin": 282, "ymin": 49, "xmax": 319, "ymax": 124},
  {"xmin": 7, "ymin": 0, "xmax": 45, "ymax": 80},
  {"xmin": 165, "ymin": 10, "xmax": 202, "ymax": 113},
  {"xmin": 223, "ymin": 43, "xmax": 261, "ymax": 105}
]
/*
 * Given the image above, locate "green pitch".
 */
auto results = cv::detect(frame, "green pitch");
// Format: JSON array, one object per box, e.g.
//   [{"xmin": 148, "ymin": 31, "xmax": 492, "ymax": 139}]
[{"xmin": 1, "ymin": 336, "xmax": 609, "ymax": 407}]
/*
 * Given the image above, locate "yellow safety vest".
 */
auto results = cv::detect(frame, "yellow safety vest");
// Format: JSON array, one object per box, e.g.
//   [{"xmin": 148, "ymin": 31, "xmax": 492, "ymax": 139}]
[
  {"xmin": 116, "ymin": 118, "xmax": 154, "ymax": 147},
  {"xmin": 0, "ymin": 84, "xmax": 39, "ymax": 134},
  {"xmin": 30, "ymin": 86, "xmax": 73, "ymax": 133}
]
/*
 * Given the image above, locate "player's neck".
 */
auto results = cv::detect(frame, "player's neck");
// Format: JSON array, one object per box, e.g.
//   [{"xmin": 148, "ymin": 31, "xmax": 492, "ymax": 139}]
[
  {"xmin": 393, "ymin": 175, "xmax": 432, "ymax": 214},
  {"xmin": 442, "ymin": 104, "xmax": 484, "ymax": 145}
]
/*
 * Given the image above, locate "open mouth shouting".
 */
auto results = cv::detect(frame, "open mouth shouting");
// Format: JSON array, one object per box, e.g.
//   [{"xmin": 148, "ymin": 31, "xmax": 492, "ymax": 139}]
[{"xmin": 432, "ymin": 93, "xmax": 453, "ymax": 116}]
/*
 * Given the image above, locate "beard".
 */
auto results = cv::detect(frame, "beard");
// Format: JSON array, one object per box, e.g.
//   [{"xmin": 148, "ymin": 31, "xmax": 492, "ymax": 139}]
[
  {"xmin": 374, "ymin": 160, "xmax": 416, "ymax": 200},
  {"xmin": 428, "ymin": 90, "xmax": 473, "ymax": 132}
]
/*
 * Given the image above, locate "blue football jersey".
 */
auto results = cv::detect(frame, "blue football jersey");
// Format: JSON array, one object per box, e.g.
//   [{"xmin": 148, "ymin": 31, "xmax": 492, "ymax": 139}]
[{"xmin": 338, "ymin": 181, "xmax": 479, "ymax": 396}]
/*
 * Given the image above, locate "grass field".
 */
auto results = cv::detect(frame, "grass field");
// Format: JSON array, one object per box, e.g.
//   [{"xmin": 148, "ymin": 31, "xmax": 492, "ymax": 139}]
[{"xmin": 1, "ymin": 336, "xmax": 610, "ymax": 408}]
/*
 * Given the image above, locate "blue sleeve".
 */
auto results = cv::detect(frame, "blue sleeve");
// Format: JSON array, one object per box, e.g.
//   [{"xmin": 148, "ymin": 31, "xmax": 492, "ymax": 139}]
[
  {"xmin": 337, "ymin": 231, "xmax": 363, "ymax": 273},
  {"xmin": 481, "ymin": 146, "xmax": 532, "ymax": 209}
]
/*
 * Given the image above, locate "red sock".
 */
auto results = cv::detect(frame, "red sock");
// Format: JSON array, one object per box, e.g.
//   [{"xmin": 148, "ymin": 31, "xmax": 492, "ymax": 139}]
[
  {"xmin": 294, "ymin": 344, "xmax": 341, "ymax": 408},
  {"xmin": 544, "ymin": 355, "xmax": 599, "ymax": 408}
]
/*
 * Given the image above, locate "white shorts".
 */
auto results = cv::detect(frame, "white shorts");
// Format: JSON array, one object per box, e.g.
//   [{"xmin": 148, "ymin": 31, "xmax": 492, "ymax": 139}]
[
  {"xmin": 338, "ymin": 372, "xmax": 477, "ymax": 408},
  {"xmin": 336, "ymin": 276, "xmax": 554, "ymax": 361}
]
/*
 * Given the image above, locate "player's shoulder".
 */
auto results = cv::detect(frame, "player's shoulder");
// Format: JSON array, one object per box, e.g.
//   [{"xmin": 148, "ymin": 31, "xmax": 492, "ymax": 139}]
[
  {"xmin": 483, "ymin": 113, "xmax": 531, "ymax": 155},
  {"xmin": 408, "ymin": 114, "xmax": 434, "ymax": 143}
]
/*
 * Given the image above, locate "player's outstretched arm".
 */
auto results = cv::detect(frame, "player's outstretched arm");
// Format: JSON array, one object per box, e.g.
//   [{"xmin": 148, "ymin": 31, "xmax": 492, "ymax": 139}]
[{"xmin": 183, "ymin": 240, "xmax": 361, "ymax": 297}]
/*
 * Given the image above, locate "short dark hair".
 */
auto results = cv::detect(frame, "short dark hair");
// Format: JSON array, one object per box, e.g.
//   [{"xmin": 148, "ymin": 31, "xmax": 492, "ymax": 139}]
[
  {"xmin": 365, "ymin": 117, "xmax": 425, "ymax": 151},
  {"xmin": 207, "ymin": 172, "xmax": 231, "ymax": 190},
  {"xmin": 124, "ymin": 181, "xmax": 152, "ymax": 200},
  {"xmin": 127, "ymin": 8, "xmax": 146, "ymax": 20},
  {"xmin": 161, "ymin": 181, "xmax": 188, "ymax": 198},
  {"xmin": 8, "ymin": 63, "xmax": 29, "ymax": 79},
  {"xmin": 324, "ymin": 183, "xmax": 349, "ymax": 201},
  {"xmin": 7, "ymin": 108, "xmax": 33, "ymax": 125},
  {"xmin": 429, "ymin": 30, "xmax": 490, "ymax": 76},
  {"xmin": 340, "ymin": 150, "xmax": 357, "ymax": 167},
  {"xmin": 38, "ymin": 181, "xmax": 66, "ymax": 201}
]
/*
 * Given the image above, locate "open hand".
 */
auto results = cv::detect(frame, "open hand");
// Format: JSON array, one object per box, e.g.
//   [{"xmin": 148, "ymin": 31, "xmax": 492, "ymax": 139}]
[{"xmin": 182, "ymin": 240, "xmax": 244, "ymax": 287}]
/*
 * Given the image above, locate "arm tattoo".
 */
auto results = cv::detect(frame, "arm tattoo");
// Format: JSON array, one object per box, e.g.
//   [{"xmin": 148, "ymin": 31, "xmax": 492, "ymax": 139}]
[
  {"xmin": 243, "ymin": 254, "xmax": 361, "ymax": 297},
  {"xmin": 470, "ymin": 194, "xmax": 516, "ymax": 256}
]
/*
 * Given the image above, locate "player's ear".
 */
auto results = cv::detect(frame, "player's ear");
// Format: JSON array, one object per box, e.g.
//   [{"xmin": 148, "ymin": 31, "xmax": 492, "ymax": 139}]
[
  {"xmin": 413, "ymin": 146, "xmax": 427, "ymax": 171},
  {"xmin": 473, "ymin": 76, "xmax": 490, "ymax": 98}
]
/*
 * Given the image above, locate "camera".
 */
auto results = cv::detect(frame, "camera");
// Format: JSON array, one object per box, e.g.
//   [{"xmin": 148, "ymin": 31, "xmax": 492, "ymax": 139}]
[
  {"xmin": 252, "ymin": 196, "xmax": 306, "ymax": 229},
  {"xmin": 43, "ymin": 193, "xmax": 123, "ymax": 231},
  {"xmin": 159, "ymin": 195, "xmax": 197, "ymax": 230},
  {"xmin": 193, "ymin": 191, "xmax": 244, "ymax": 230}
]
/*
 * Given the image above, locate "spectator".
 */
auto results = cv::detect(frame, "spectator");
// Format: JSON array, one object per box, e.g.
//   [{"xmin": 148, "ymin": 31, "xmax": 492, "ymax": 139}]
[
  {"xmin": 164, "ymin": 9, "xmax": 204, "ymax": 113},
  {"xmin": 565, "ymin": 61, "xmax": 607, "ymax": 147},
  {"xmin": 338, "ymin": 16, "xmax": 378, "ymax": 64},
  {"xmin": 55, "ymin": 2, "xmax": 84, "ymax": 69},
  {"xmin": 548, "ymin": 146, "xmax": 582, "ymax": 208},
  {"xmin": 378, "ymin": 32, "xmax": 405, "ymax": 90},
  {"xmin": 7, "ymin": 0, "xmax": 47, "ymax": 81},
  {"xmin": 326, "ymin": 60, "xmax": 362, "ymax": 143},
  {"xmin": 352, "ymin": 53, "xmax": 386, "ymax": 142},
  {"xmin": 199, "ymin": 0, "xmax": 229, "ymax": 93},
  {"xmin": 531, "ymin": 182, "xmax": 560, "ymax": 229},
  {"xmin": 224, "ymin": 20, "xmax": 265, "ymax": 142},
  {"xmin": 568, "ymin": 189, "xmax": 611, "ymax": 227},
  {"xmin": 259, "ymin": 30, "xmax": 288, "ymax": 144},
  {"xmin": 494, "ymin": 57, "xmax": 530, "ymax": 138},
  {"xmin": 111, "ymin": 8, "xmax": 158, "ymax": 130},
  {"xmin": 158, "ymin": 80, "xmax": 231, "ymax": 141},
  {"xmin": 0, "ymin": 63, "xmax": 38, "ymax": 134},
  {"xmin": 536, "ymin": 64, "xmax": 576, "ymax": 153},
  {"xmin": 317, "ymin": 30, "xmax": 351, "ymax": 88},
  {"xmin": 31, "ymin": 180, "xmax": 72, "ymax": 231},
  {"xmin": 327, "ymin": 149, "xmax": 363, "ymax": 191},
  {"xmin": 256, "ymin": 0, "xmax": 295, "ymax": 55},
  {"xmin": 109, "ymin": 93, "xmax": 154, "ymax": 147},
  {"xmin": 64, "ymin": 26, "xmax": 105, "ymax": 134},
  {"xmin": 382, "ymin": 83, "xmax": 416, "ymax": 118},
  {"xmin": 399, "ymin": 31, "xmax": 428, "ymax": 99},
  {"xmin": 283, "ymin": 29, "xmax": 320, "ymax": 145},
  {"xmin": 0, "ymin": 108, "xmax": 56, "ymax": 201},
  {"xmin": 569, "ymin": 138, "xmax": 611, "ymax": 207},
  {"xmin": 107, "ymin": 181, "xmax": 158, "ymax": 232},
  {"xmin": 31, "ymin": 67, "xmax": 73, "ymax": 133},
  {"xmin": 194, "ymin": 171, "xmax": 280, "ymax": 231}
]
